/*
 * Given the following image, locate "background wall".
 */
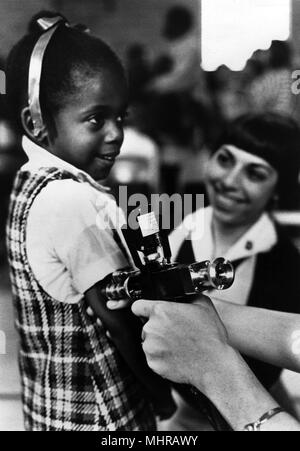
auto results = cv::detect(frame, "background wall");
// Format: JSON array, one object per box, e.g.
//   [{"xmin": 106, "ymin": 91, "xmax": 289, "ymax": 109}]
[
  {"xmin": 0, "ymin": 0, "xmax": 200, "ymax": 63},
  {"xmin": 3, "ymin": 1, "xmax": 300, "ymax": 66},
  {"xmin": 292, "ymin": 0, "xmax": 300, "ymax": 60}
]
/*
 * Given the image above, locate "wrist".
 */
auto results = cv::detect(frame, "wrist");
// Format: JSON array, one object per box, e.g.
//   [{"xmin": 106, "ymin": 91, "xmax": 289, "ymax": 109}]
[
  {"xmin": 195, "ymin": 346, "xmax": 238, "ymax": 398},
  {"xmin": 190, "ymin": 344, "xmax": 235, "ymax": 395},
  {"xmin": 192, "ymin": 347, "xmax": 278, "ymax": 431}
]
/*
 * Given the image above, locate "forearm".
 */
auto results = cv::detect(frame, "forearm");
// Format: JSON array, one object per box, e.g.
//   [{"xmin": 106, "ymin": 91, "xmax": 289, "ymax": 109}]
[
  {"xmin": 212, "ymin": 299, "xmax": 300, "ymax": 373},
  {"xmin": 195, "ymin": 347, "xmax": 300, "ymax": 431},
  {"xmin": 85, "ymin": 285, "xmax": 174, "ymax": 410}
]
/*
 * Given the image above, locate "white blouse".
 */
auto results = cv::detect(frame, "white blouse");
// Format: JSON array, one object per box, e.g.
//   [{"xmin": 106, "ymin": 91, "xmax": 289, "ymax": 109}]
[
  {"xmin": 22, "ymin": 136, "xmax": 130, "ymax": 304},
  {"xmin": 169, "ymin": 207, "xmax": 278, "ymax": 306}
]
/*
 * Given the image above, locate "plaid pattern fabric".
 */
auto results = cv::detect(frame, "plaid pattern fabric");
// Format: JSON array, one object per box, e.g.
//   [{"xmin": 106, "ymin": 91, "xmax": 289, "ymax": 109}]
[{"xmin": 6, "ymin": 167, "xmax": 155, "ymax": 431}]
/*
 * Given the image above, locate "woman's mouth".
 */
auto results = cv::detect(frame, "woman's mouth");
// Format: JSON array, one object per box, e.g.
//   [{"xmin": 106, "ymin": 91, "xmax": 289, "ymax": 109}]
[
  {"xmin": 215, "ymin": 193, "xmax": 240, "ymax": 210},
  {"xmin": 212, "ymin": 185, "xmax": 247, "ymax": 210}
]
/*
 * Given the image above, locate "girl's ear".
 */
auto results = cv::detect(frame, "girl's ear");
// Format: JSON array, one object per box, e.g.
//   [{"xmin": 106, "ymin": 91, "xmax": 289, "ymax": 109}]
[{"xmin": 20, "ymin": 106, "xmax": 49, "ymax": 144}]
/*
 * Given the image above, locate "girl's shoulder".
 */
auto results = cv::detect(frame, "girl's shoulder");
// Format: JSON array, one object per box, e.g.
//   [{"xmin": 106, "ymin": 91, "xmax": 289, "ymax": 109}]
[
  {"xmin": 16, "ymin": 166, "xmax": 113, "ymax": 205},
  {"xmin": 13, "ymin": 167, "xmax": 76, "ymax": 195},
  {"xmin": 31, "ymin": 175, "xmax": 116, "ymax": 217}
]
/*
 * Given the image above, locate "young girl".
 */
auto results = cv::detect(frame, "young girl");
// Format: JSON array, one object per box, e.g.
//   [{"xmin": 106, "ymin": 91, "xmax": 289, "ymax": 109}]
[{"xmin": 5, "ymin": 11, "xmax": 157, "ymax": 431}]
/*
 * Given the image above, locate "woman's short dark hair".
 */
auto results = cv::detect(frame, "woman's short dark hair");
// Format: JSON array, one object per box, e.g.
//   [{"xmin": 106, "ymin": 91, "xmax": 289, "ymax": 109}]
[
  {"xmin": 214, "ymin": 113, "xmax": 300, "ymax": 210},
  {"xmin": 5, "ymin": 10, "xmax": 126, "ymax": 133}
]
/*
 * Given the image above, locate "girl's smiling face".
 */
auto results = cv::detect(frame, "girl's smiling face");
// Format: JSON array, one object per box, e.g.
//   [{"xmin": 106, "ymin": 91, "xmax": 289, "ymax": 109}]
[
  {"xmin": 47, "ymin": 67, "xmax": 128, "ymax": 180},
  {"xmin": 205, "ymin": 145, "xmax": 278, "ymax": 227}
]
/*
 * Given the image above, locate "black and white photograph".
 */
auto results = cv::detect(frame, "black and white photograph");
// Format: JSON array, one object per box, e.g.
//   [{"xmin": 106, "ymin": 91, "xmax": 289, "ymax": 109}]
[{"xmin": 1, "ymin": 0, "xmax": 300, "ymax": 434}]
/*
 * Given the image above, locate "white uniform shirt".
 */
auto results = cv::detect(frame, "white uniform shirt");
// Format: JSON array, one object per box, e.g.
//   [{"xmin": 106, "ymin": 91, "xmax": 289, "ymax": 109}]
[
  {"xmin": 169, "ymin": 207, "xmax": 278, "ymax": 305},
  {"xmin": 22, "ymin": 136, "xmax": 130, "ymax": 304}
]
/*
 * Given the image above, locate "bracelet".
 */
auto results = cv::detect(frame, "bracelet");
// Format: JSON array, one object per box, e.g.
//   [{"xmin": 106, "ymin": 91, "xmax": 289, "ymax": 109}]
[{"xmin": 244, "ymin": 407, "xmax": 286, "ymax": 431}]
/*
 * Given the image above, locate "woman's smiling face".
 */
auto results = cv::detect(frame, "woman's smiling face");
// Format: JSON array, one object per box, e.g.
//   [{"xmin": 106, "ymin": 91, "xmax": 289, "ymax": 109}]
[
  {"xmin": 48, "ymin": 67, "xmax": 128, "ymax": 180},
  {"xmin": 205, "ymin": 145, "xmax": 279, "ymax": 227}
]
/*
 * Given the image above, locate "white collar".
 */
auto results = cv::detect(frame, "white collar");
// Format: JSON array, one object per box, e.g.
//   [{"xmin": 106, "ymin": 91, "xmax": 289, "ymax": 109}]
[
  {"xmin": 21, "ymin": 135, "xmax": 109, "ymax": 192},
  {"xmin": 22, "ymin": 135, "xmax": 81, "ymax": 175},
  {"xmin": 190, "ymin": 206, "xmax": 277, "ymax": 262}
]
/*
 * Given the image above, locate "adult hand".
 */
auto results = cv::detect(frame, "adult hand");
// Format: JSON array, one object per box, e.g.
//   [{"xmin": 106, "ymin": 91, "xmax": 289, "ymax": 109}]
[{"xmin": 131, "ymin": 296, "xmax": 230, "ymax": 390}]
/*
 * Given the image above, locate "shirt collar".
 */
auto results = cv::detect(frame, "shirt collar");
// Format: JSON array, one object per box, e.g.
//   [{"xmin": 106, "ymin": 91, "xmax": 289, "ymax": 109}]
[
  {"xmin": 22, "ymin": 135, "xmax": 81, "ymax": 175},
  {"xmin": 191, "ymin": 206, "xmax": 277, "ymax": 261},
  {"xmin": 21, "ymin": 135, "xmax": 110, "ymax": 192}
]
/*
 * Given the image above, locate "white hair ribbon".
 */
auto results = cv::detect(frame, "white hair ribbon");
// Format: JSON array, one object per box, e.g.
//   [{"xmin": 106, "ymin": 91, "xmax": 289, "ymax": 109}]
[{"xmin": 28, "ymin": 16, "xmax": 66, "ymax": 137}]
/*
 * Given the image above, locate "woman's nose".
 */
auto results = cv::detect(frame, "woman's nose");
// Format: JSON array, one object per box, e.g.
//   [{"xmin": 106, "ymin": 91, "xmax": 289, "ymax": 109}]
[
  {"xmin": 104, "ymin": 120, "xmax": 123, "ymax": 144},
  {"xmin": 222, "ymin": 167, "xmax": 242, "ymax": 189}
]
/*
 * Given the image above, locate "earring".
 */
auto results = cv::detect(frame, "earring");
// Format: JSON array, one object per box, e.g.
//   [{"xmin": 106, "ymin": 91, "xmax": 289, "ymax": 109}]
[
  {"xmin": 271, "ymin": 194, "xmax": 279, "ymax": 210},
  {"xmin": 32, "ymin": 126, "xmax": 49, "ymax": 147}
]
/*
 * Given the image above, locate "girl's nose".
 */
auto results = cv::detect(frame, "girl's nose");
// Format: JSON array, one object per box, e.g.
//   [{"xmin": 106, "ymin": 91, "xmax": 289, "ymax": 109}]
[{"xmin": 104, "ymin": 119, "xmax": 123, "ymax": 144}]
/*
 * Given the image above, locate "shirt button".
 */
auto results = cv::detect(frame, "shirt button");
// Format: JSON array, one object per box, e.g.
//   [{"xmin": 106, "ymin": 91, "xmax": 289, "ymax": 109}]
[
  {"xmin": 86, "ymin": 306, "xmax": 94, "ymax": 317},
  {"xmin": 246, "ymin": 241, "xmax": 253, "ymax": 251}
]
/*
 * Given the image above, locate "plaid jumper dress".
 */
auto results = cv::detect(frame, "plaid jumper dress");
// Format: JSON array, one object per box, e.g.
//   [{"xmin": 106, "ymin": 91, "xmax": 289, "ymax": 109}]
[{"xmin": 6, "ymin": 167, "xmax": 156, "ymax": 431}]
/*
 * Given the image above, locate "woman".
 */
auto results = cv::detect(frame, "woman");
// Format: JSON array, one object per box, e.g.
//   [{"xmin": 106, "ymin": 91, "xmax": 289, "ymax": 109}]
[{"xmin": 168, "ymin": 112, "xmax": 300, "ymax": 430}]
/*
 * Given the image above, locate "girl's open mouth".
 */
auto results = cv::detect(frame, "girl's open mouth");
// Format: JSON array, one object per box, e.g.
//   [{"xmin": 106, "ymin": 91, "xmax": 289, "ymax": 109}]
[
  {"xmin": 101, "ymin": 155, "xmax": 116, "ymax": 162},
  {"xmin": 97, "ymin": 154, "xmax": 119, "ymax": 163}
]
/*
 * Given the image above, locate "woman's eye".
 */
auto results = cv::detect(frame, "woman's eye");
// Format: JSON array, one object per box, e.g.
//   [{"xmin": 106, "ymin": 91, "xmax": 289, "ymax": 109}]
[
  {"xmin": 246, "ymin": 168, "xmax": 268, "ymax": 182},
  {"xmin": 216, "ymin": 152, "xmax": 232, "ymax": 168}
]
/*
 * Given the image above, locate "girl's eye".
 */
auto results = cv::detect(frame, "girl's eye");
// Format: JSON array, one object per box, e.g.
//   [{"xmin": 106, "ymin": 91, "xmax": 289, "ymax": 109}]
[
  {"xmin": 246, "ymin": 167, "xmax": 269, "ymax": 182},
  {"xmin": 117, "ymin": 111, "xmax": 129, "ymax": 125},
  {"xmin": 88, "ymin": 115, "xmax": 105, "ymax": 128},
  {"xmin": 87, "ymin": 111, "xmax": 129, "ymax": 128}
]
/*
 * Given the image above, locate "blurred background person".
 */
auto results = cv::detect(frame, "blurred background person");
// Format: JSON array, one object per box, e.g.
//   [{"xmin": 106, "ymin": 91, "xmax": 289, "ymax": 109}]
[
  {"xmin": 145, "ymin": 5, "xmax": 213, "ymax": 198},
  {"xmin": 248, "ymin": 40, "xmax": 295, "ymax": 116},
  {"xmin": 149, "ymin": 5, "xmax": 202, "ymax": 96},
  {"xmin": 126, "ymin": 43, "xmax": 152, "ymax": 104},
  {"xmin": 210, "ymin": 65, "xmax": 247, "ymax": 122}
]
